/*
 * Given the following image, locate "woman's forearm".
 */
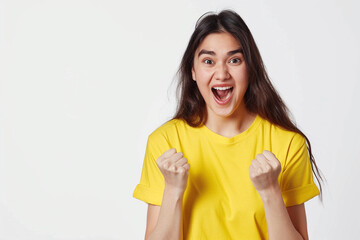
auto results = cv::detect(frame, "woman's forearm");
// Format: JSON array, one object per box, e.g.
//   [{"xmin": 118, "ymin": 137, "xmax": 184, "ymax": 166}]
[
  {"xmin": 147, "ymin": 186, "xmax": 184, "ymax": 240},
  {"xmin": 260, "ymin": 186, "xmax": 304, "ymax": 240}
]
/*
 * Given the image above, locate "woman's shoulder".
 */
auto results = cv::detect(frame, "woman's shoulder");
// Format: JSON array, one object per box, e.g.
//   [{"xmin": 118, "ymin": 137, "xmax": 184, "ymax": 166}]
[
  {"xmin": 259, "ymin": 116, "xmax": 306, "ymax": 146},
  {"xmin": 148, "ymin": 118, "xmax": 191, "ymax": 139}
]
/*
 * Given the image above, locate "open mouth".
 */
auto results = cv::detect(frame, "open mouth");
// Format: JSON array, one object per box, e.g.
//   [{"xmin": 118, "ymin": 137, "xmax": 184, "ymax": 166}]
[{"xmin": 211, "ymin": 86, "xmax": 233, "ymax": 103}]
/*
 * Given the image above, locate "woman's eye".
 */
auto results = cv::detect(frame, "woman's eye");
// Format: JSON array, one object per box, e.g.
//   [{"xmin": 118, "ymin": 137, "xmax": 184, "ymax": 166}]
[
  {"xmin": 203, "ymin": 59, "xmax": 213, "ymax": 64},
  {"xmin": 229, "ymin": 58, "xmax": 241, "ymax": 64}
]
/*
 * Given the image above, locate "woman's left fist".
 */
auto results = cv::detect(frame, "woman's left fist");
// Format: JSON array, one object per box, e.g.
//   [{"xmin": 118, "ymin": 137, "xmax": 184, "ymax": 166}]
[{"xmin": 249, "ymin": 150, "xmax": 281, "ymax": 192}]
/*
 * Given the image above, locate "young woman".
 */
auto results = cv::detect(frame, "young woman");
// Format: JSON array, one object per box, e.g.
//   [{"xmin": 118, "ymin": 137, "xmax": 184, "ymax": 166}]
[{"xmin": 133, "ymin": 10, "xmax": 323, "ymax": 240}]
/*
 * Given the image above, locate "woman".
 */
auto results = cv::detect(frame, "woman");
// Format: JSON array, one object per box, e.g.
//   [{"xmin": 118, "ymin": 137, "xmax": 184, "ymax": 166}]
[{"xmin": 133, "ymin": 10, "xmax": 323, "ymax": 240}]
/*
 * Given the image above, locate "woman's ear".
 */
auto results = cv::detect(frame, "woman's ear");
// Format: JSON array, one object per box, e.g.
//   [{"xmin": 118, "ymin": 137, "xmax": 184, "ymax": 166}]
[{"xmin": 191, "ymin": 67, "xmax": 196, "ymax": 81}]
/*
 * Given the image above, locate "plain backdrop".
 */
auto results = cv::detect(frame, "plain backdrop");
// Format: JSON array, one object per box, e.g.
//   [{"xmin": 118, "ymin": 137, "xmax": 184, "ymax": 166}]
[{"xmin": 1, "ymin": 0, "xmax": 359, "ymax": 239}]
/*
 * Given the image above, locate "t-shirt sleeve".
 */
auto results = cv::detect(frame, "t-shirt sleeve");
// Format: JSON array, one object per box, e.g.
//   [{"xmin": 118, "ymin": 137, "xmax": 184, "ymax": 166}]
[
  {"xmin": 280, "ymin": 133, "xmax": 320, "ymax": 207},
  {"xmin": 133, "ymin": 132, "xmax": 170, "ymax": 206}
]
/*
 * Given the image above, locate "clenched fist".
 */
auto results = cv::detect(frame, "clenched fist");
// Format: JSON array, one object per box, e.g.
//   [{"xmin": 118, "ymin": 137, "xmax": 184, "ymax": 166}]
[
  {"xmin": 157, "ymin": 148, "xmax": 190, "ymax": 195},
  {"xmin": 249, "ymin": 150, "xmax": 281, "ymax": 194}
]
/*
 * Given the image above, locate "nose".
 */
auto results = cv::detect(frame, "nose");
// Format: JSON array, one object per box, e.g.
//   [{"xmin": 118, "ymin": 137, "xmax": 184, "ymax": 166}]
[{"xmin": 214, "ymin": 63, "xmax": 230, "ymax": 80}]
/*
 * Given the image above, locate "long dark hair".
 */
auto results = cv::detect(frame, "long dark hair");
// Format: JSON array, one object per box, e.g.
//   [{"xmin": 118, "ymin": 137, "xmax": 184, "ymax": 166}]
[{"xmin": 173, "ymin": 10, "xmax": 324, "ymax": 199}]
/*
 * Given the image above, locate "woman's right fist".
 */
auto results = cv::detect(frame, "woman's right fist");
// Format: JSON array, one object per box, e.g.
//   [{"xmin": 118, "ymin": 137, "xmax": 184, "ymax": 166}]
[{"xmin": 156, "ymin": 148, "xmax": 190, "ymax": 194}]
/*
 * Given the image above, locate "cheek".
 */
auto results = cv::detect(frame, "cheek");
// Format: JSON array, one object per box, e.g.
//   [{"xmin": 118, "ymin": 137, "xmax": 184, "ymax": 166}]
[
  {"xmin": 234, "ymin": 70, "xmax": 249, "ymax": 88},
  {"xmin": 194, "ymin": 68, "xmax": 213, "ymax": 82},
  {"xmin": 195, "ymin": 72, "xmax": 212, "ymax": 92},
  {"xmin": 240, "ymin": 80, "xmax": 249, "ymax": 93},
  {"xmin": 195, "ymin": 79, "xmax": 212, "ymax": 100},
  {"xmin": 234, "ymin": 78, "xmax": 249, "ymax": 96},
  {"xmin": 196, "ymin": 81, "xmax": 209, "ymax": 96}
]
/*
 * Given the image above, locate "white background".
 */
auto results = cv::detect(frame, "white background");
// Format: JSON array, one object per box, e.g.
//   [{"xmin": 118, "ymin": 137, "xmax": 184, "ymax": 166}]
[{"xmin": 1, "ymin": 0, "xmax": 359, "ymax": 239}]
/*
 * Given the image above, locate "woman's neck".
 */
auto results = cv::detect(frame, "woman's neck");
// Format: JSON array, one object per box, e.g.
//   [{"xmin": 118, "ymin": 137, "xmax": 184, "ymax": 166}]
[{"xmin": 204, "ymin": 106, "xmax": 257, "ymax": 138}]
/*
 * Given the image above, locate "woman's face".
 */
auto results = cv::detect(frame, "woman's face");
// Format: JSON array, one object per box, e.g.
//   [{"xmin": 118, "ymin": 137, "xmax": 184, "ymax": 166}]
[{"xmin": 192, "ymin": 32, "xmax": 249, "ymax": 120}]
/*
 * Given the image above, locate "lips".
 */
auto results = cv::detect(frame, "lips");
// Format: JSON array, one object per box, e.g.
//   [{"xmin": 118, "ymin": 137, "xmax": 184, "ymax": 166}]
[{"xmin": 211, "ymin": 85, "xmax": 234, "ymax": 105}]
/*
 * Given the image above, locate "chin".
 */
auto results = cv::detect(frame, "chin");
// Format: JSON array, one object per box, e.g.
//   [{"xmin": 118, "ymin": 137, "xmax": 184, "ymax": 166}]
[{"xmin": 212, "ymin": 107, "xmax": 237, "ymax": 118}]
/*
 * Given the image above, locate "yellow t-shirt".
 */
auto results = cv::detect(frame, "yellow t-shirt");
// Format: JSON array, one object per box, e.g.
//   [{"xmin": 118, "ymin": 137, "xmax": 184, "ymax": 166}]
[{"xmin": 133, "ymin": 114, "xmax": 320, "ymax": 240}]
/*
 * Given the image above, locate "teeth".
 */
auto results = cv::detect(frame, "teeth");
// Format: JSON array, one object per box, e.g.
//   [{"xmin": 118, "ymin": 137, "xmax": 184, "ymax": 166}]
[{"xmin": 213, "ymin": 86, "xmax": 232, "ymax": 90}]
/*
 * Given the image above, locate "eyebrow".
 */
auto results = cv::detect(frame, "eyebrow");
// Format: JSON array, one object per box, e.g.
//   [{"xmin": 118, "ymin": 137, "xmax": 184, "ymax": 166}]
[{"xmin": 198, "ymin": 48, "xmax": 243, "ymax": 57}]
